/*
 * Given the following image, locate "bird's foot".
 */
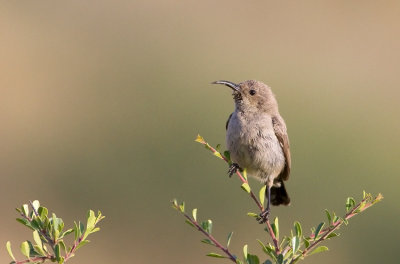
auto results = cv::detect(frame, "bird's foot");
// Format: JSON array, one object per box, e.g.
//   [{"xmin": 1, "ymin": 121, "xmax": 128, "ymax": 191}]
[
  {"xmin": 257, "ymin": 209, "xmax": 270, "ymax": 224},
  {"xmin": 227, "ymin": 163, "xmax": 241, "ymax": 177}
]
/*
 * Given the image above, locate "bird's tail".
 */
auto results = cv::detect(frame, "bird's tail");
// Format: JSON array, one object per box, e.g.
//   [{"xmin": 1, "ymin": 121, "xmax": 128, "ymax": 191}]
[{"xmin": 270, "ymin": 181, "xmax": 290, "ymax": 206}]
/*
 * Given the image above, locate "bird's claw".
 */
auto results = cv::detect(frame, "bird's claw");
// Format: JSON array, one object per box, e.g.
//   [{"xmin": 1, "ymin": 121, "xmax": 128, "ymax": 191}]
[
  {"xmin": 257, "ymin": 209, "xmax": 270, "ymax": 224},
  {"xmin": 227, "ymin": 163, "xmax": 241, "ymax": 177}
]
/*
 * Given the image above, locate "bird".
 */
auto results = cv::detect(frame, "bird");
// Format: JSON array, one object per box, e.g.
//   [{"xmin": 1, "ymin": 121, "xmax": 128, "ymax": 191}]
[{"xmin": 212, "ymin": 80, "xmax": 291, "ymax": 223}]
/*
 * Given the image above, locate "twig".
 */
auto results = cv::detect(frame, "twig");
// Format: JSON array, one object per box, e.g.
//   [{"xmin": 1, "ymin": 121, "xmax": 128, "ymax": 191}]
[
  {"xmin": 265, "ymin": 220, "xmax": 281, "ymax": 254},
  {"xmin": 175, "ymin": 205, "xmax": 237, "ymax": 263},
  {"xmin": 289, "ymin": 194, "xmax": 381, "ymax": 263}
]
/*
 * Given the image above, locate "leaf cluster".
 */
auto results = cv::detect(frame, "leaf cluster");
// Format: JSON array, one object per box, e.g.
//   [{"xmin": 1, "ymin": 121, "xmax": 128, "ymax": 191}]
[
  {"xmin": 6, "ymin": 200, "xmax": 104, "ymax": 264},
  {"xmin": 171, "ymin": 135, "xmax": 383, "ymax": 264}
]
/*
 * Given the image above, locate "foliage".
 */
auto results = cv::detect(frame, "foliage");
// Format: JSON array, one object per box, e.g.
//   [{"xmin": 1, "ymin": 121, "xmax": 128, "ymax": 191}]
[
  {"xmin": 172, "ymin": 135, "xmax": 383, "ymax": 264},
  {"xmin": 6, "ymin": 200, "xmax": 104, "ymax": 264}
]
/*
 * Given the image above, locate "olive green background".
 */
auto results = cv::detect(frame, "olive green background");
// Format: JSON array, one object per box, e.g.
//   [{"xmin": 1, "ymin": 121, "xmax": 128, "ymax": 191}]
[{"xmin": 1, "ymin": 1, "xmax": 399, "ymax": 263}]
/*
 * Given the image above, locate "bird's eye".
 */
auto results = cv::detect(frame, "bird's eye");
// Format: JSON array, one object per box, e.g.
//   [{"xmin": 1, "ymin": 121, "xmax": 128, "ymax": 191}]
[{"xmin": 249, "ymin": 90, "xmax": 256, "ymax": 96}]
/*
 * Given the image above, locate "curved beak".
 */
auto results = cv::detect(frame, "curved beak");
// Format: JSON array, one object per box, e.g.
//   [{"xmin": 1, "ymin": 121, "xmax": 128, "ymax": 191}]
[{"xmin": 212, "ymin": 80, "xmax": 240, "ymax": 92}]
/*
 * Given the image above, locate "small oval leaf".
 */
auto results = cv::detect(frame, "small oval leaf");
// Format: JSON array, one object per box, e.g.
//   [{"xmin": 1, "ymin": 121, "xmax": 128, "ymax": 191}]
[
  {"xmin": 6, "ymin": 241, "xmax": 16, "ymax": 261},
  {"xmin": 309, "ymin": 246, "xmax": 329, "ymax": 256},
  {"xmin": 241, "ymin": 183, "xmax": 251, "ymax": 193},
  {"xmin": 20, "ymin": 241, "xmax": 30, "ymax": 258},
  {"xmin": 259, "ymin": 186, "xmax": 266, "ymax": 207},
  {"xmin": 206, "ymin": 253, "xmax": 226, "ymax": 258}
]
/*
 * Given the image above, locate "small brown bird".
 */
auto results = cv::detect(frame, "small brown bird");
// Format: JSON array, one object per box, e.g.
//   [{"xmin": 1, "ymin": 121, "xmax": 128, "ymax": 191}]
[{"xmin": 213, "ymin": 80, "xmax": 291, "ymax": 223}]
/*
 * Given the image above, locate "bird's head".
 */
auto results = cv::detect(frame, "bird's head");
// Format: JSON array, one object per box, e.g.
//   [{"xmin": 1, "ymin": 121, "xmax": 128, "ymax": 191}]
[{"xmin": 212, "ymin": 80, "xmax": 278, "ymax": 113}]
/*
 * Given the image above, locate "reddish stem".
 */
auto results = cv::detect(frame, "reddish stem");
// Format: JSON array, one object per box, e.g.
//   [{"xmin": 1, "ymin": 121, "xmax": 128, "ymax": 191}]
[{"xmin": 179, "ymin": 208, "xmax": 237, "ymax": 262}]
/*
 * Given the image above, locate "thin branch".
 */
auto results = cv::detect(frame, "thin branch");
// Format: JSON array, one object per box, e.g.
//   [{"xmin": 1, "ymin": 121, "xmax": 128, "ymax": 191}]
[
  {"xmin": 265, "ymin": 220, "xmax": 280, "ymax": 254},
  {"xmin": 289, "ymin": 194, "xmax": 382, "ymax": 263},
  {"xmin": 65, "ymin": 233, "xmax": 84, "ymax": 261},
  {"xmin": 174, "ymin": 206, "xmax": 237, "ymax": 263}
]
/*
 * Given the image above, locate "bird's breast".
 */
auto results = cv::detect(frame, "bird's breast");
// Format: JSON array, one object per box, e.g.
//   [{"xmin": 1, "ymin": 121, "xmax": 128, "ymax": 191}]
[{"xmin": 226, "ymin": 112, "xmax": 285, "ymax": 180}]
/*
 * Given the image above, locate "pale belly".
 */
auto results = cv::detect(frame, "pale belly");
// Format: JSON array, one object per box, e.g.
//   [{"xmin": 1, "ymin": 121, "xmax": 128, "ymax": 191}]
[{"xmin": 226, "ymin": 114, "xmax": 285, "ymax": 182}]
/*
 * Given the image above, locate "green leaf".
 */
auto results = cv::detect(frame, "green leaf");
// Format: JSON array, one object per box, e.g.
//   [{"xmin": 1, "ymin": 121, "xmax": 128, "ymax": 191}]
[
  {"xmin": 95, "ymin": 210, "xmax": 105, "ymax": 224},
  {"xmin": 80, "ymin": 221, "xmax": 85, "ymax": 236},
  {"xmin": 61, "ymin": 228, "xmax": 74, "ymax": 238},
  {"xmin": 58, "ymin": 256, "xmax": 65, "ymax": 264},
  {"xmin": 213, "ymin": 151, "xmax": 224, "ymax": 159},
  {"xmin": 247, "ymin": 212, "xmax": 258, "ymax": 218},
  {"xmin": 30, "ymin": 218, "xmax": 41, "ymax": 230},
  {"xmin": 179, "ymin": 202, "xmax": 185, "ymax": 213},
  {"xmin": 271, "ymin": 217, "xmax": 279, "ymax": 241},
  {"xmin": 257, "ymin": 240, "xmax": 276, "ymax": 261},
  {"xmin": 38, "ymin": 207, "xmax": 48, "ymax": 220},
  {"xmin": 33, "ymin": 230, "xmax": 42, "ymax": 249},
  {"xmin": 242, "ymin": 169, "xmax": 248, "ymax": 181},
  {"xmin": 6, "ymin": 241, "xmax": 16, "ymax": 261},
  {"xmin": 324, "ymin": 209, "xmax": 332, "ymax": 224},
  {"xmin": 74, "ymin": 222, "xmax": 79, "ymax": 240},
  {"xmin": 292, "ymin": 236, "xmax": 300, "ymax": 255},
  {"xmin": 171, "ymin": 199, "xmax": 178, "ymax": 209},
  {"xmin": 33, "ymin": 245, "xmax": 46, "ymax": 256},
  {"xmin": 201, "ymin": 220, "xmax": 212, "ymax": 234},
  {"xmin": 303, "ymin": 237, "xmax": 310, "ymax": 248},
  {"xmin": 16, "ymin": 218, "xmax": 33, "ymax": 230},
  {"xmin": 206, "ymin": 253, "xmax": 226, "ymax": 258},
  {"xmin": 192, "ymin": 208, "xmax": 197, "ymax": 221},
  {"xmin": 20, "ymin": 241, "xmax": 30, "ymax": 258},
  {"xmin": 314, "ymin": 222, "xmax": 325, "ymax": 239},
  {"xmin": 259, "ymin": 186, "xmax": 266, "ymax": 207},
  {"xmin": 76, "ymin": 240, "xmax": 90, "ymax": 250},
  {"xmin": 309, "ymin": 246, "xmax": 329, "ymax": 256},
  {"xmin": 55, "ymin": 244, "xmax": 61, "ymax": 261},
  {"xmin": 185, "ymin": 219, "xmax": 195, "ymax": 228},
  {"xmin": 26, "ymin": 240, "xmax": 40, "ymax": 257},
  {"xmin": 326, "ymin": 232, "xmax": 340, "ymax": 239},
  {"xmin": 243, "ymin": 244, "xmax": 248, "ymax": 260},
  {"xmin": 22, "ymin": 204, "xmax": 29, "ymax": 216},
  {"xmin": 216, "ymin": 144, "xmax": 221, "ymax": 152},
  {"xmin": 58, "ymin": 240, "xmax": 66, "ymax": 253},
  {"xmin": 227, "ymin": 232, "xmax": 233, "ymax": 247},
  {"xmin": 31, "ymin": 200, "xmax": 40, "ymax": 212},
  {"xmin": 201, "ymin": 239, "xmax": 215, "ymax": 246},
  {"xmin": 277, "ymin": 254, "xmax": 284, "ymax": 264},
  {"xmin": 345, "ymin": 197, "xmax": 356, "ymax": 212},
  {"xmin": 224, "ymin": 151, "xmax": 231, "ymax": 163},
  {"xmin": 241, "ymin": 183, "xmax": 251, "ymax": 193},
  {"xmin": 90, "ymin": 227, "xmax": 100, "ymax": 234},
  {"xmin": 332, "ymin": 212, "xmax": 339, "ymax": 224},
  {"xmin": 294, "ymin": 221, "xmax": 302, "ymax": 237},
  {"xmin": 247, "ymin": 254, "xmax": 260, "ymax": 264}
]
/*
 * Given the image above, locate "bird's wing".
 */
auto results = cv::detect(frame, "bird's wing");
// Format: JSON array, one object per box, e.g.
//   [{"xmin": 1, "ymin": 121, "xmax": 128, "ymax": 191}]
[
  {"xmin": 272, "ymin": 115, "xmax": 291, "ymax": 181},
  {"xmin": 226, "ymin": 113, "xmax": 233, "ymax": 130}
]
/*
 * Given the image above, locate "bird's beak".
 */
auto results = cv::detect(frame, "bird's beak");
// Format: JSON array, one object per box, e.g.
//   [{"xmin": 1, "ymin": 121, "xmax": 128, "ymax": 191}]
[{"xmin": 212, "ymin": 80, "xmax": 240, "ymax": 92}]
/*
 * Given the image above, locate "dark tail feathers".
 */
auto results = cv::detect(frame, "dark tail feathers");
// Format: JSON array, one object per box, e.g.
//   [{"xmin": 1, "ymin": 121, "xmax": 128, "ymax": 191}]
[{"xmin": 270, "ymin": 181, "xmax": 290, "ymax": 206}]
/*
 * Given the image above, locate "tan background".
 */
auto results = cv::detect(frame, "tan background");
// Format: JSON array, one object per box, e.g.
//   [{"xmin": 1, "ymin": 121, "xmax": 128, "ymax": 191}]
[{"xmin": 1, "ymin": 1, "xmax": 399, "ymax": 263}]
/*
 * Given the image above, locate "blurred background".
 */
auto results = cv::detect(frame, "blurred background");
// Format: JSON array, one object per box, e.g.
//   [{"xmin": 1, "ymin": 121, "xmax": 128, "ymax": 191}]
[{"xmin": 1, "ymin": 1, "xmax": 399, "ymax": 263}]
